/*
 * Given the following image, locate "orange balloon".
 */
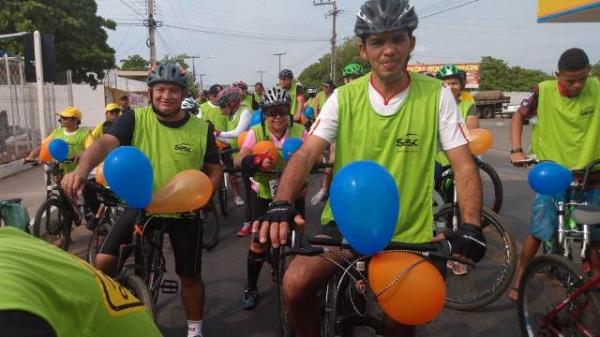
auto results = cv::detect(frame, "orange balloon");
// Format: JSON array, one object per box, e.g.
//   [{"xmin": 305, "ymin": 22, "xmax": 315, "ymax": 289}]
[
  {"xmin": 467, "ymin": 128, "xmax": 493, "ymax": 155},
  {"xmin": 39, "ymin": 137, "xmax": 52, "ymax": 163},
  {"xmin": 252, "ymin": 140, "xmax": 277, "ymax": 161},
  {"xmin": 215, "ymin": 140, "xmax": 228, "ymax": 149},
  {"xmin": 237, "ymin": 131, "xmax": 248, "ymax": 148},
  {"xmin": 95, "ymin": 162, "xmax": 107, "ymax": 187},
  {"xmin": 368, "ymin": 252, "xmax": 445, "ymax": 325},
  {"xmin": 146, "ymin": 170, "xmax": 213, "ymax": 214}
]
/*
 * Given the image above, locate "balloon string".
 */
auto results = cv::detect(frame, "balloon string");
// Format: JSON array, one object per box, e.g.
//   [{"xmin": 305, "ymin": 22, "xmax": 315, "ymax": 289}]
[{"xmin": 374, "ymin": 258, "xmax": 426, "ymax": 298}]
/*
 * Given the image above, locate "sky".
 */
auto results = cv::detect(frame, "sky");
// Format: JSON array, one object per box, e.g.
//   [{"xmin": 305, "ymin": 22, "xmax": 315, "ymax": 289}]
[{"xmin": 96, "ymin": 0, "xmax": 600, "ymax": 88}]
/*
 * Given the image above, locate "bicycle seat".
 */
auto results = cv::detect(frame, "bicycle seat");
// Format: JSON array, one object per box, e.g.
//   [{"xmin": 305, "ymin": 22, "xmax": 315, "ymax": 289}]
[{"xmin": 572, "ymin": 205, "xmax": 600, "ymax": 226}]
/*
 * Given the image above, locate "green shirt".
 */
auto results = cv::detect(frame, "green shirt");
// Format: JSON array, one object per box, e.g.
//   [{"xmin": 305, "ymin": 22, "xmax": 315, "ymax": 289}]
[
  {"xmin": 532, "ymin": 78, "xmax": 600, "ymax": 169},
  {"xmin": 132, "ymin": 106, "xmax": 208, "ymax": 192},
  {"xmin": 49, "ymin": 127, "xmax": 89, "ymax": 173},
  {"xmin": 0, "ymin": 227, "xmax": 161, "ymax": 337},
  {"xmin": 321, "ymin": 72, "xmax": 440, "ymax": 243},
  {"xmin": 200, "ymin": 102, "xmax": 228, "ymax": 132},
  {"xmin": 252, "ymin": 123, "xmax": 305, "ymax": 199}
]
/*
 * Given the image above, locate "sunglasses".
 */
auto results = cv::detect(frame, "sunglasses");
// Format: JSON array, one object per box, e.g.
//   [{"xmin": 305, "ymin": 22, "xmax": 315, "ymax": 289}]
[{"xmin": 265, "ymin": 109, "xmax": 289, "ymax": 118}]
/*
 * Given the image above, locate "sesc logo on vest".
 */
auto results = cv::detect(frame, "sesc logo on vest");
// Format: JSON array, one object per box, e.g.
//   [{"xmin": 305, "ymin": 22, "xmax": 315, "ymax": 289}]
[
  {"xmin": 174, "ymin": 142, "xmax": 193, "ymax": 153},
  {"xmin": 579, "ymin": 106, "xmax": 594, "ymax": 120},
  {"xmin": 395, "ymin": 133, "xmax": 420, "ymax": 152}
]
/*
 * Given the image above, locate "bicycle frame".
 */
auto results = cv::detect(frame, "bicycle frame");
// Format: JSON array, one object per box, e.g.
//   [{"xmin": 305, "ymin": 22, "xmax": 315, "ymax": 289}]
[{"xmin": 538, "ymin": 275, "xmax": 600, "ymax": 336}]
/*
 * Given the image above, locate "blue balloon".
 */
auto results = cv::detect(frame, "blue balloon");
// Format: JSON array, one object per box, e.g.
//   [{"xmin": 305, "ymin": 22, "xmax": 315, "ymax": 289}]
[
  {"xmin": 250, "ymin": 110, "xmax": 263, "ymax": 126},
  {"xmin": 104, "ymin": 146, "xmax": 154, "ymax": 209},
  {"xmin": 48, "ymin": 138, "xmax": 69, "ymax": 162},
  {"xmin": 330, "ymin": 161, "xmax": 399, "ymax": 255},
  {"xmin": 304, "ymin": 106, "xmax": 315, "ymax": 120},
  {"xmin": 282, "ymin": 138, "xmax": 302, "ymax": 161},
  {"xmin": 528, "ymin": 162, "xmax": 573, "ymax": 196}
]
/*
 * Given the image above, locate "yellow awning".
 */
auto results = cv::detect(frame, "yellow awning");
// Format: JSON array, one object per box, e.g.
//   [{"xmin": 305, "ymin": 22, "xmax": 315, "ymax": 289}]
[{"xmin": 538, "ymin": 0, "xmax": 600, "ymax": 22}]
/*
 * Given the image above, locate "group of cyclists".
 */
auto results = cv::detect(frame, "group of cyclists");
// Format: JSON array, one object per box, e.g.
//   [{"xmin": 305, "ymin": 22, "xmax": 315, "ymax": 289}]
[{"xmin": 1, "ymin": 0, "xmax": 599, "ymax": 336}]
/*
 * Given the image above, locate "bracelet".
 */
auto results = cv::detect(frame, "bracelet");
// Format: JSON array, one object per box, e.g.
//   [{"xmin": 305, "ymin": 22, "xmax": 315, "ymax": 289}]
[{"xmin": 510, "ymin": 148, "xmax": 523, "ymax": 154}]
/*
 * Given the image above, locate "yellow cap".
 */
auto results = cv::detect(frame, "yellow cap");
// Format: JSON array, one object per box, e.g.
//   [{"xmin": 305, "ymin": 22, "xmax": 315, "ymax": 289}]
[
  {"xmin": 105, "ymin": 103, "xmax": 121, "ymax": 112},
  {"xmin": 56, "ymin": 106, "xmax": 82, "ymax": 119}
]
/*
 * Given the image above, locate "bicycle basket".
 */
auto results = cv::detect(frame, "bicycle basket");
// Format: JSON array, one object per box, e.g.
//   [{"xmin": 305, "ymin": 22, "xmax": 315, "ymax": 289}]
[{"xmin": 0, "ymin": 201, "xmax": 30, "ymax": 231}]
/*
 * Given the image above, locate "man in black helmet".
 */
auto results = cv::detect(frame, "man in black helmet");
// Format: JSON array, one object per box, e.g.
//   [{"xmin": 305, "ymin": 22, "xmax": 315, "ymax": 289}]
[
  {"xmin": 278, "ymin": 69, "xmax": 305, "ymax": 123},
  {"xmin": 253, "ymin": 0, "xmax": 484, "ymax": 336},
  {"xmin": 61, "ymin": 63, "xmax": 223, "ymax": 337}
]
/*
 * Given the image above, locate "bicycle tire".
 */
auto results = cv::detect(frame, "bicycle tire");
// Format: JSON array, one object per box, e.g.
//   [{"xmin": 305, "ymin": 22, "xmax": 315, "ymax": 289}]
[
  {"xmin": 518, "ymin": 254, "xmax": 600, "ymax": 337},
  {"xmin": 146, "ymin": 236, "xmax": 165, "ymax": 305},
  {"xmin": 276, "ymin": 247, "xmax": 295, "ymax": 337},
  {"xmin": 32, "ymin": 198, "xmax": 71, "ymax": 251},
  {"xmin": 123, "ymin": 274, "xmax": 155, "ymax": 318},
  {"xmin": 434, "ymin": 204, "xmax": 517, "ymax": 310},
  {"xmin": 478, "ymin": 161, "xmax": 504, "ymax": 213},
  {"xmin": 86, "ymin": 221, "xmax": 112, "ymax": 264},
  {"xmin": 202, "ymin": 207, "xmax": 220, "ymax": 250}
]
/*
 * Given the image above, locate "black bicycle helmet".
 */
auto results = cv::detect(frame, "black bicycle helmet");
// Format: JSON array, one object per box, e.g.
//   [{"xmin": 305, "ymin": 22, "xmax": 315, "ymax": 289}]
[
  {"xmin": 279, "ymin": 69, "xmax": 294, "ymax": 79},
  {"xmin": 354, "ymin": 0, "xmax": 418, "ymax": 38},
  {"xmin": 261, "ymin": 87, "xmax": 291, "ymax": 109},
  {"xmin": 147, "ymin": 63, "xmax": 188, "ymax": 88}
]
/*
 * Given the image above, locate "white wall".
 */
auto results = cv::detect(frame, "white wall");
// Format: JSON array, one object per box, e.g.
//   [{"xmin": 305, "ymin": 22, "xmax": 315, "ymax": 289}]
[{"xmin": 72, "ymin": 84, "xmax": 106, "ymax": 128}]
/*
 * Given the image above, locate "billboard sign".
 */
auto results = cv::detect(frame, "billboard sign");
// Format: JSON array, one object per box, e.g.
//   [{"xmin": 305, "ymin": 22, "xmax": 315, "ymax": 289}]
[{"xmin": 407, "ymin": 63, "xmax": 480, "ymax": 89}]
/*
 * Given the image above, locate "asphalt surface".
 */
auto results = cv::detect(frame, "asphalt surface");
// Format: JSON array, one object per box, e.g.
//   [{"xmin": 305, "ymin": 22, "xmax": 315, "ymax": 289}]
[{"xmin": 0, "ymin": 118, "xmax": 534, "ymax": 337}]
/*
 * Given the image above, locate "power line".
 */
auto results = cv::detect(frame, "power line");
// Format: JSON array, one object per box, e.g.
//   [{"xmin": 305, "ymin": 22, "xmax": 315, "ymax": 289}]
[
  {"xmin": 117, "ymin": 0, "xmax": 145, "ymax": 18},
  {"xmin": 421, "ymin": 0, "xmax": 481, "ymax": 20},
  {"xmin": 162, "ymin": 23, "xmax": 329, "ymax": 42}
]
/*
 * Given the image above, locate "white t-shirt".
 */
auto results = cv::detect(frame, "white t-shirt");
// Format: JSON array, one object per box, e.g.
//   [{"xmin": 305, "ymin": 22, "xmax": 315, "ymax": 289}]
[
  {"xmin": 311, "ymin": 79, "xmax": 468, "ymax": 151},
  {"xmin": 217, "ymin": 107, "xmax": 252, "ymax": 143}
]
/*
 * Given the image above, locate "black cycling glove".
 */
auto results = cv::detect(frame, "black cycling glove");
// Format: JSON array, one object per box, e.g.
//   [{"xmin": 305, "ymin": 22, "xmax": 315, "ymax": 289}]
[
  {"xmin": 259, "ymin": 200, "xmax": 298, "ymax": 225},
  {"xmin": 241, "ymin": 155, "xmax": 259, "ymax": 174},
  {"xmin": 446, "ymin": 223, "xmax": 487, "ymax": 263}
]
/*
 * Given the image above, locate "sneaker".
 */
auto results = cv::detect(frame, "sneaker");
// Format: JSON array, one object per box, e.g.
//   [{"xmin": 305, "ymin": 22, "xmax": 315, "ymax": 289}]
[
  {"xmin": 242, "ymin": 288, "xmax": 259, "ymax": 310},
  {"xmin": 311, "ymin": 188, "xmax": 327, "ymax": 206},
  {"xmin": 447, "ymin": 260, "xmax": 468, "ymax": 275},
  {"xmin": 237, "ymin": 222, "xmax": 251, "ymax": 237},
  {"xmin": 234, "ymin": 195, "xmax": 245, "ymax": 207}
]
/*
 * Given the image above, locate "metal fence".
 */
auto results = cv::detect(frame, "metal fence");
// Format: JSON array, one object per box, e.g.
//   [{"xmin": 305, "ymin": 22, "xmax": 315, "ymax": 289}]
[{"xmin": 0, "ymin": 55, "xmax": 71, "ymax": 164}]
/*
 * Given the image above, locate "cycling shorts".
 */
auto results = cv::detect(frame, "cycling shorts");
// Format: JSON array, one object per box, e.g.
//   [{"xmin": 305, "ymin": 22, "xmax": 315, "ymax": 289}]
[
  {"xmin": 0, "ymin": 310, "xmax": 56, "ymax": 337},
  {"xmin": 99, "ymin": 208, "xmax": 204, "ymax": 277}
]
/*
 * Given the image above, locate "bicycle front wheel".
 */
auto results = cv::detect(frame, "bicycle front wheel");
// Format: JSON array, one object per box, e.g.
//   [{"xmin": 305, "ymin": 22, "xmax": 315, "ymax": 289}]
[
  {"xmin": 434, "ymin": 204, "xmax": 517, "ymax": 310},
  {"xmin": 122, "ymin": 274, "xmax": 155, "ymax": 318},
  {"xmin": 518, "ymin": 254, "xmax": 600, "ymax": 337},
  {"xmin": 86, "ymin": 221, "xmax": 112, "ymax": 264},
  {"xmin": 202, "ymin": 207, "xmax": 220, "ymax": 250},
  {"xmin": 478, "ymin": 161, "xmax": 503, "ymax": 213},
  {"xmin": 32, "ymin": 198, "xmax": 71, "ymax": 251},
  {"xmin": 275, "ymin": 246, "xmax": 295, "ymax": 337}
]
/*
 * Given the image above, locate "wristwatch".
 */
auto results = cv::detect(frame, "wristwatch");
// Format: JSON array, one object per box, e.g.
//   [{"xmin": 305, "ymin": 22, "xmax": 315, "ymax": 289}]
[{"xmin": 510, "ymin": 148, "xmax": 523, "ymax": 154}]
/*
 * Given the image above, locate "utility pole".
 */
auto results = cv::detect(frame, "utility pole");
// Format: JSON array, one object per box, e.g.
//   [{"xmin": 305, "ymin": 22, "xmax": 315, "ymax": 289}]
[
  {"xmin": 186, "ymin": 55, "xmax": 202, "ymax": 84},
  {"xmin": 314, "ymin": 0, "xmax": 339, "ymax": 83},
  {"xmin": 257, "ymin": 69, "xmax": 266, "ymax": 83},
  {"xmin": 144, "ymin": 0, "xmax": 162, "ymax": 66},
  {"xmin": 198, "ymin": 73, "xmax": 207, "ymax": 91},
  {"xmin": 273, "ymin": 52, "xmax": 286, "ymax": 74}
]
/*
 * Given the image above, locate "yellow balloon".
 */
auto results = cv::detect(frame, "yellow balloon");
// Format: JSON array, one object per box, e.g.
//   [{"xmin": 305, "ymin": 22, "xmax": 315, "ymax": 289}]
[
  {"xmin": 84, "ymin": 135, "xmax": 94, "ymax": 149},
  {"xmin": 146, "ymin": 170, "xmax": 213, "ymax": 214}
]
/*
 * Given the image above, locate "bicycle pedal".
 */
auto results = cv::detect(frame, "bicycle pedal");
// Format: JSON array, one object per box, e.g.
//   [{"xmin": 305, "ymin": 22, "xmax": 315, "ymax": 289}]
[{"xmin": 160, "ymin": 279, "xmax": 179, "ymax": 294}]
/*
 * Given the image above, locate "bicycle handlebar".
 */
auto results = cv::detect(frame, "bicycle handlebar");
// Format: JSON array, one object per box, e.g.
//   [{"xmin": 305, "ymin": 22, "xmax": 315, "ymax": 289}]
[{"xmin": 224, "ymin": 162, "xmax": 333, "ymax": 175}]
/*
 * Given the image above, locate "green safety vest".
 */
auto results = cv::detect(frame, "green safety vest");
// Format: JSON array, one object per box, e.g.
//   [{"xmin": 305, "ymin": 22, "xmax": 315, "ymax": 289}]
[
  {"xmin": 0, "ymin": 227, "xmax": 161, "ymax": 337},
  {"xmin": 242, "ymin": 95, "xmax": 254, "ymax": 111},
  {"xmin": 286, "ymin": 84, "xmax": 300, "ymax": 117},
  {"xmin": 532, "ymin": 78, "xmax": 600, "ymax": 169},
  {"xmin": 254, "ymin": 92, "xmax": 262, "ymax": 105},
  {"xmin": 132, "ymin": 106, "xmax": 208, "ymax": 193},
  {"xmin": 49, "ymin": 127, "xmax": 89, "ymax": 173},
  {"xmin": 252, "ymin": 123, "xmax": 305, "ymax": 199},
  {"xmin": 321, "ymin": 72, "xmax": 440, "ymax": 243},
  {"xmin": 200, "ymin": 102, "xmax": 228, "ymax": 131},
  {"xmin": 316, "ymin": 91, "xmax": 327, "ymax": 111}
]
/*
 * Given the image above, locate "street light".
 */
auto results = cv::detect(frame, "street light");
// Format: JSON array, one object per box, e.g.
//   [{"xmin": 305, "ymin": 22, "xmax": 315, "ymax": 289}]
[
  {"xmin": 273, "ymin": 51, "xmax": 286, "ymax": 74},
  {"xmin": 187, "ymin": 55, "xmax": 215, "ymax": 85}
]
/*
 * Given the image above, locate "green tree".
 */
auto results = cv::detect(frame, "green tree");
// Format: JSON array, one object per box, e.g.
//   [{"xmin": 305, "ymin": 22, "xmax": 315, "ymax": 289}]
[
  {"xmin": 479, "ymin": 56, "xmax": 552, "ymax": 91},
  {"xmin": 120, "ymin": 54, "xmax": 149, "ymax": 70},
  {"xmin": 0, "ymin": 0, "xmax": 116, "ymax": 86},
  {"xmin": 298, "ymin": 38, "xmax": 370, "ymax": 89},
  {"xmin": 592, "ymin": 60, "xmax": 600, "ymax": 78}
]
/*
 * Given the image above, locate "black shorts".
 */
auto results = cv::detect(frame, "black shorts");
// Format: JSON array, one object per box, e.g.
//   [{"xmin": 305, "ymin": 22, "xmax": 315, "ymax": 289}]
[
  {"xmin": 99, "ymin": 208, "xmax": 204, "ymax": 277},
  {"xmin": 0, "ymin": 310, "xmax": 56, "ymax": 337},
  {"xmin": 317, "ymin": 223, "xmax": 447, "ymax": 278}
]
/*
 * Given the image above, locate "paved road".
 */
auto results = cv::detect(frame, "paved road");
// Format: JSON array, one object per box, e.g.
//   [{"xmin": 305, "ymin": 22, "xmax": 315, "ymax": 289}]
[{"xmin": 0, "ymin": 118, "xmax": 534, "ymax": 337}]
